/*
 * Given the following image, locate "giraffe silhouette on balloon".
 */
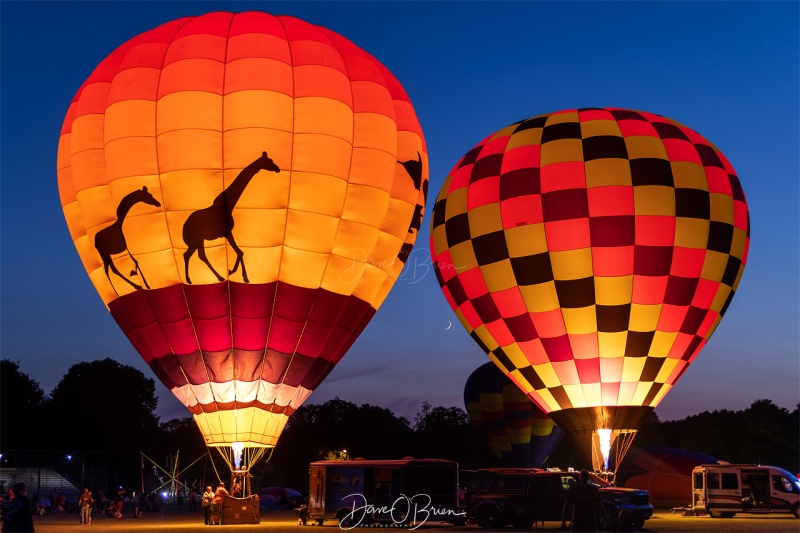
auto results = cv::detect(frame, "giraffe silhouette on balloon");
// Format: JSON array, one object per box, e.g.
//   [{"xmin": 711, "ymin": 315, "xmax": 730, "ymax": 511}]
[
  {"xmin": 397, "ymin": 151, "xmax": 427, "ymax": 263},
  {"xmin": 94, "ymin": 186, "xmax": 161, "ymax": 292},
  {"xmin": 183, "ymin": 151, "xmax": 281, "ymax": 284}
]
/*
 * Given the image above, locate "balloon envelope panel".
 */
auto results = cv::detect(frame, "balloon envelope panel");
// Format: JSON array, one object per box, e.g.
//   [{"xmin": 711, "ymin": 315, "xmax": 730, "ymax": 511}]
[
  {"xmin": 57, "ymin": 12, "xmax": 427, "ymax": 447},
  {"xmin": 464, "ymin": 362, "xmax": 564, "ymax": 468},
  {"xmin": 618, "ymin": 447, "xmax": 719, "ymax": 502},
  {"xmin": 433, "ymin": 108, "xmax": 748, "ymax": 431}
]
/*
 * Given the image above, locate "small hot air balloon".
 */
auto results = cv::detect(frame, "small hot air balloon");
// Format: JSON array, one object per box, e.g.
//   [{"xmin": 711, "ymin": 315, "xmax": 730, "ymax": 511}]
[
  {"xmin": 431, "ymin": 108, "xmax": 748, "ymax": 473},
  {"xmin": 464, "ymin": 362, "xmax": 564, "ymax": 468},
  {"xmin": 57, "ymin": 11, "xmax": 427, "ymax": 484}
]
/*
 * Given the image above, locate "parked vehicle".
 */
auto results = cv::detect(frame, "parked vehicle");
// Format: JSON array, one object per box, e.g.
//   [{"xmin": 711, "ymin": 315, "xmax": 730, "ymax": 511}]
[
  {"xmin": 466, "ymin": 468, "xmax": 653, "ymax": 530},
  {"xmin": 258, "ymin": 486, "xmax": 304, "ymax": 510},
  {"xmin": 307, "ymin": 458, "xmax": 465, "ymax": 527},
  {"xmin": 690, "ymin": 463, "xmax": 800, "ymax": 518}
]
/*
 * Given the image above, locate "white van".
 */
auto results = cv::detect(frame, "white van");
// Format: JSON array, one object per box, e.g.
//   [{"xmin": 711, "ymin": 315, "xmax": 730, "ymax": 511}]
[{"xmin": 691, "ymin": 463, "xmax": 800, "ymax": 518}]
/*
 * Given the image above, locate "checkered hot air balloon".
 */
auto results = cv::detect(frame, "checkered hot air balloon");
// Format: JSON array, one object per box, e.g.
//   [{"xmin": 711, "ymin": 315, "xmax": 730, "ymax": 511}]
[
  {"xmin": 431, "ymin": 108, "xmax": 748, "ymax": 472},
  {"xmin": 464, "ymin": 362, "xmax": 564, "ymax": 468},
  {"xmin": 57, "ymin": 11, "xmax": 427, "ymax": 474}
]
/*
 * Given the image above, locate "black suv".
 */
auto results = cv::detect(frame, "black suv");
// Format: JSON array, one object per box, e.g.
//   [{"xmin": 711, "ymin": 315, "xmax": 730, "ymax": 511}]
[{"xmin": 466, "ymin": 468, "xmax": 653, "ymax": 530}]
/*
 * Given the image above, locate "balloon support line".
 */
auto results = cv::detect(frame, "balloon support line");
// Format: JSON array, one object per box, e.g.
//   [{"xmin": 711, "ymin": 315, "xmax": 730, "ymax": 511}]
[
  {"xmin": 205, "ymin": 446, "xmax": 274, "ymax": 497},
  {"xmin": 140, "ymin": 451, "xmax": 206, "ymax": 497},
  {"xmin": 207, "ymin": 447, "xmax": 225, "ymax": 487}
]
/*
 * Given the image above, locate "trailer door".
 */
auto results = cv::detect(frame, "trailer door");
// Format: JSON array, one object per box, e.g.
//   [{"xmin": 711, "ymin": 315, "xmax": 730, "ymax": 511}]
[{"xmin": 309, "ymin": 465, "xmax": 326, "ymax": 515}]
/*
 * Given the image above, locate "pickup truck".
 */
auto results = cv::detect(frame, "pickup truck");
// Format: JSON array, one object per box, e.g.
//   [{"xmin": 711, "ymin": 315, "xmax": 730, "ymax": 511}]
[{"xmin": 466, "ymin": 468, "xmax": 653, "ymax": 530}]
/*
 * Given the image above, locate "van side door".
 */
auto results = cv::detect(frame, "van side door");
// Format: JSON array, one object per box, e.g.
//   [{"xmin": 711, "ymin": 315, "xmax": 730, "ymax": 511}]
[{"xmin": 742, "ymin": 469, "xmax": 771, "ymax": 510}]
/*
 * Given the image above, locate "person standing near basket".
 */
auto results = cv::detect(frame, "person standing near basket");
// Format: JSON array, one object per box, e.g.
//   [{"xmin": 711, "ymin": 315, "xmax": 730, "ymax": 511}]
[
  {"xmin": 201, "ymin": 486, "xmax": 214, "ymax": 525},
  {"xmin": 210, "ymin": 482, "xmax": 228, "ymax": 525}
]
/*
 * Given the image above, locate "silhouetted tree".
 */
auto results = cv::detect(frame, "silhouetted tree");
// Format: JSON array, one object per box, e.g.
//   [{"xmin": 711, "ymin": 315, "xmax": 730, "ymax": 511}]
[
  {"xmin": 629, "ymin": 410, "xmax": 663, "ymax": 448},
  {"xmin": 252, "ymin": 398, "xmax": 414, "ymax": 491},
  {"xmin": 0, "ymin": 360, "xmax": 45, "ymax": 449},
  {"xmin": 158, "ymin": 418, "xmax": 208, "ymax": 459},
  {"xmin": 44, "ymin": 358, "xmax": 161, "ymax": 485},
  {"xmin": 656, "ymin": 400, "xmax": 799, "ymax": 473},
  {"xmin": 735, "ymin": 399, "xmax": 795, "ymax": 466},
  {"xmin": 412, "ymin": 402, "xmax": 494, "ymax": 469}
]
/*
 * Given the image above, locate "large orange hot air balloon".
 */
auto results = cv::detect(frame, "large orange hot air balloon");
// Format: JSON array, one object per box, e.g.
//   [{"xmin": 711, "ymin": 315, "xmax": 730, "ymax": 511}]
[
  {"xmin": 57, "ymin": 11, "xmax": 427, "ymax": 478},
  {"xmin": 431, "ymin": 108, "xmax": 748, "ymax": 472}
]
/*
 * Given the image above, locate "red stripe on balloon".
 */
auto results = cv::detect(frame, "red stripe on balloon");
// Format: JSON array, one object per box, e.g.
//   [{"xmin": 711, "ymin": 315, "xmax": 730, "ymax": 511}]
[{"xmin": 109, "ymin": 282, "xmax": 375, "ymax": 392}]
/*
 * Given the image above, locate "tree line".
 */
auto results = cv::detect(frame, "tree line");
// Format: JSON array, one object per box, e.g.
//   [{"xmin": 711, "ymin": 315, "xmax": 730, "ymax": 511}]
[{"xmin": 1, "ymin": 358, "xmax": 797, "ymax": 496}]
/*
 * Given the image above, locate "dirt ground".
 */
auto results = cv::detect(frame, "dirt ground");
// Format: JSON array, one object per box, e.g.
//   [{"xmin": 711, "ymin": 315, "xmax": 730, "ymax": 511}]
[{"xmin": 29, "ymin": 508, "xmax": 799, "ymax": 532}]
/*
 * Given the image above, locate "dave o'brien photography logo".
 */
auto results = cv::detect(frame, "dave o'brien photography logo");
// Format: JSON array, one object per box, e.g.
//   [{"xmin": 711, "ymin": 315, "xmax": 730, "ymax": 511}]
[
  {"xmin": 339, "ymin": 492, "xmax": 465, "ymax": 530},
  {"xmin": 338, "ymin": 247, "xmax": 462, "ymax": 286}
]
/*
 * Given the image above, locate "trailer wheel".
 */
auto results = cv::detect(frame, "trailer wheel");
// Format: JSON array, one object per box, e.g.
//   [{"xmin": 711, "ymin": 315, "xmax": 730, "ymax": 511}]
[{"xmin": 476, "ymin": 504, "xmax": 501, "ymax": 528}]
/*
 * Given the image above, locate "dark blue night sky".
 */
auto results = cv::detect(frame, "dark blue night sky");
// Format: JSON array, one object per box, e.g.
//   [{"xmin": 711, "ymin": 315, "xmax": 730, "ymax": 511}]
[{"xmin": 1, "ymin": 1, "xmax": 797, "ymax": 423}]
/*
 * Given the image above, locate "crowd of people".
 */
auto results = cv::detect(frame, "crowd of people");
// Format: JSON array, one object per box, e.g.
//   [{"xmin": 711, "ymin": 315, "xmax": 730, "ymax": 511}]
[{"xmin": 0, "ymin": 480, "xmax": 242, "ymax": 528}]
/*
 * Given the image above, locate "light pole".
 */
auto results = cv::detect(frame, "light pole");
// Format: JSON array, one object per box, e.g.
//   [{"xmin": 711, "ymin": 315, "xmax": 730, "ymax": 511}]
[{"xmin": 67, "ymin": 454, "xmax": 85, "ymax": 490}]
